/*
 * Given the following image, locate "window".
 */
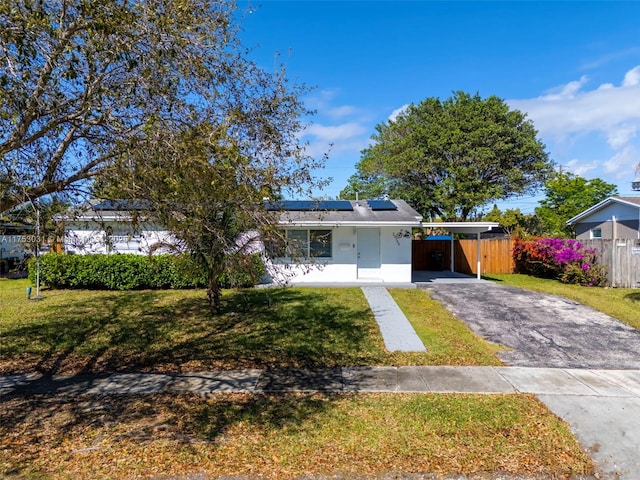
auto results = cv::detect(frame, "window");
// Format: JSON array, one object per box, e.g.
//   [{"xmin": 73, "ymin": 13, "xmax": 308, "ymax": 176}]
[
  {"xmin": 591, "ymin": 228, "xmax": 602, "ymax": 239},
  {"xmin": 286, "ymin": 229, "xmax": 308, "ymax": 258},
  {"xmin": 309, "ymin": 229, "xmax": 332, "ymax": 258},
  {"xmin": 284, "ymin": 229, "xmax": 332, "ymax": 259}
]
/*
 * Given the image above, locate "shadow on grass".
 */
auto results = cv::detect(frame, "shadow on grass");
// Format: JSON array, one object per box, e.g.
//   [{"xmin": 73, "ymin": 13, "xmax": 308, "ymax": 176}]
[
  {"xmin": 625, "ymin": 291, "xmax": 640, "ymax": 303},
  {"xmin": 0, "ymin": 392, "xmax": 336, "ymax": 478},
  {"xmin": 0, "ymin": 287, "xmax": 379, "ymax": 375},
  {"xmin": 480, "ymin": 275, "xmax": 503, "ymax": 282}
]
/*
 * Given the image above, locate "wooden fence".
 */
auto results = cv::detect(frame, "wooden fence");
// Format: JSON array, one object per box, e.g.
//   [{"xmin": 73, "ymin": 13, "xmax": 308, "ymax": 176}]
[
  {"xmin": 580, "ymin": 239, "xmax": 640, "ymax": 288},
  {"xmin": 412, "ymin": 238, "xmax": 515, "ymax": 275}
]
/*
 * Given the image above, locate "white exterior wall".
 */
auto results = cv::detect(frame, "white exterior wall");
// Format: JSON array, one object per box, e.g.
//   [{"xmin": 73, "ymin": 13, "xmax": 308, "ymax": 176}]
[
  {"xmin": 64, "ymin": 222, "xmax": 175, "ymax": 255},
  {"xmin": 267, "ymin": 225, "xmax": 413, "ymax": 284},
  {"xmin": 379, "ymin": 226, "xmax": 413, "ymax": 282}
]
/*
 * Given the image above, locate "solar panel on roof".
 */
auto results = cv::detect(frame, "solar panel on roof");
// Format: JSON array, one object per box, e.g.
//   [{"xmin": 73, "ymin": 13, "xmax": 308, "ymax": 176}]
[
  {"xmin": 265, "ymin": 200, "xmax": 353, "ymax": 211},
  {"xmin": 93, "ymin": 200, "xmax": 149, "ymax": 211},
  {"xmin": 367, "ymin": 200, "xmax": 397, "ymax": 211},
  {"xmin": 320, "ymin": 200, "xmax": 353, "ymax": 211}
]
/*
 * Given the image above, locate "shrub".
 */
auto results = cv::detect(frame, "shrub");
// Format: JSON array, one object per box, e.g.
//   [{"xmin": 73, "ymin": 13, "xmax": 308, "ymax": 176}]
[
  {"xmin": 513, "ymin": 237, "xmax": 608, "ymax": 287},
  {"xmin": 28, "ymin": 253, "xmax": 265, "ymax": 290},
  {"xmin": 219, "ymin": 252, "xmax": 266, "ymax": 289}
]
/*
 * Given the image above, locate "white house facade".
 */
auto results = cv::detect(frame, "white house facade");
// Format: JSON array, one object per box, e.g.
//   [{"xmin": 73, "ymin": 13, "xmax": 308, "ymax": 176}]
[
  {"xmin": 265, "ymin": 199, "xmax": 422, "ymax": 284},
  {"xmin": 61, "ymin": 200, "xmax": 175, "ymax": 255},
  {"xmin": 58, "ymin": 198, "xmax": 499, "ymax": 285}
]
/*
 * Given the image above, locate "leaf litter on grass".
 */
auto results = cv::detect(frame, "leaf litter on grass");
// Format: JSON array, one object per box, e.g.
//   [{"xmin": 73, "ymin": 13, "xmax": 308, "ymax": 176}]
[{"xmin": 0, "ymin": 392, "xmax": 594, "ymax": 479}]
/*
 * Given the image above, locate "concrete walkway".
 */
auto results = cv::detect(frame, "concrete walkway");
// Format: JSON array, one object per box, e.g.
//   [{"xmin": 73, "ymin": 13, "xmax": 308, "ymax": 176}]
[{"xmin": 361, "ymin": 286, "xmax": 426, "ymax": 352}]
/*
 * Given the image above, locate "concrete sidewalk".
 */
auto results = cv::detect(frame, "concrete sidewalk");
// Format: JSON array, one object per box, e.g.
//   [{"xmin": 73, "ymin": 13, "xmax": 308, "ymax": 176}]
[
  {"xmin": 4, "ymin": 366, "xmax": 640, "ymax": 397},
  {"xmin": 3, "ymin": 366, "xmax": 640, "ymax": 478}
]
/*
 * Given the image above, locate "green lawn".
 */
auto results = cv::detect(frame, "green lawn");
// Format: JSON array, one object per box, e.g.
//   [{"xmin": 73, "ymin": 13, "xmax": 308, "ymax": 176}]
[
  {"xmin": 486, "ymin": 273, "xmax": 640, "ymax": 330},
  {"xmin": 0, "ymin": 278, "xmax": 502, "ymax": 375},
  {"xmin": 0, "ymin": 392, "xmax": 593, "ymax": 479},
  {"xmin": 0, "ymin": 278, "xmax": 594, "ymax": 479}
]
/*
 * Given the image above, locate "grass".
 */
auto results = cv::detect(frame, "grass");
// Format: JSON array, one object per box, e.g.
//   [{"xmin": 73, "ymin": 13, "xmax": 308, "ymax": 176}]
[
  {"xmin": 0, "ymin": 278, "xmax": 595, "ymax": 478},
  {"xmin": 0, "ymin": 392, "xmax": 593, "ymax": 479},
  {"xmin": 486, "ymin": 273, "xmax": 640, "ymax": 330},
  {"xmin": 390, "ymin": 288, "xmax": 504, "ymax": 365},
  {"xmin": 0, "ymin": 278, "xmax": 503, "ymax": 375}
]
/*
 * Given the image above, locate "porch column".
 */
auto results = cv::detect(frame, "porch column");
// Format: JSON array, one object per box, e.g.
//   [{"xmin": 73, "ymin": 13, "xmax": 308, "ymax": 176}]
[
  {"xmin": 476, "ymin": 232, "xmax": 481, "ymax": 280},
  {"xmin": 449, "ymin": 234, "xmax": 454, "ymax": 272}
]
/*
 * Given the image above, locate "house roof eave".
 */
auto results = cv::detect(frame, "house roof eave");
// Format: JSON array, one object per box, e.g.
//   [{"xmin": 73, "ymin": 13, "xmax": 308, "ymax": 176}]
[
  {"xmin": 421, "ymin": 221, "xmax": 499, "ymax": 234},
  {"xmin": 566, "ymin": 196, "xmax": 640, "ymax": 225},
  {"xmin": 278, "ymin": 220, "xmax": 423, "ymax": 227}
]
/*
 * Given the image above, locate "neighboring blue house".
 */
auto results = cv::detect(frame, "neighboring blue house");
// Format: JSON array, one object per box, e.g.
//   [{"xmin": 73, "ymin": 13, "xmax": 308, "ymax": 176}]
[{"xmin": 567, "ymin": 196, "xmax": 640, "ymax": 240}]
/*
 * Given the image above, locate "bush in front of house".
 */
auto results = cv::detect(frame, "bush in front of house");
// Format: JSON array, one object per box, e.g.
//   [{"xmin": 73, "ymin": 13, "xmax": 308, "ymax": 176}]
[
  {"xmin": 28, "ymin": 253, "xmax": 265, "ymax": 290},
  {"xmin": 513, "ymin": 237, "xmax": 608, "ymax": 287}
]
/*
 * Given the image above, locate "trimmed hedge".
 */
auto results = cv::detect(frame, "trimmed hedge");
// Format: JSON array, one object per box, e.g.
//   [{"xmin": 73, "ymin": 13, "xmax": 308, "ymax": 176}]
[{"xmin": 28, "ymin": 253, "xmax": 265, "ymax": 290}]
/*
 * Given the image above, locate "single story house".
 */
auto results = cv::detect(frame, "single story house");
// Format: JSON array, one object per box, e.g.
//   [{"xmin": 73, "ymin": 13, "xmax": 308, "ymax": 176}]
[
  {"xmin": 61, "ymin": 200, "xmax": 175, "ymax": 255},
  {"xmin": 265, "ymin": 199, "xmax": 498, "ymax": 284},
  {"xmin": 264, "ymin": 199, "xmax": 421, "ymax": 284},
  {"xmin": 58, "ymin": 198, "xmax": 498, "ymax": 284},
  {"xmin": 566, "ymin": 196, "xmax": 640, "ymax": 240}
]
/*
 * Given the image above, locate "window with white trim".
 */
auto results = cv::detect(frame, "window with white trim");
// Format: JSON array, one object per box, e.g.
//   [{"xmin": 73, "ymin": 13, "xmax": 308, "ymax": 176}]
[{"xmin": 590, "ymin": 228, "xmax": 602, "ymax": 239}]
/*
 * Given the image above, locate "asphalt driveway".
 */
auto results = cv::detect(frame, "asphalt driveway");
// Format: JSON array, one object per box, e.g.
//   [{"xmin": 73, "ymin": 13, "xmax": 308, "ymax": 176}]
[{"xmin": 422, "ymin": 282, "xmax": 640, "ymax": 369}]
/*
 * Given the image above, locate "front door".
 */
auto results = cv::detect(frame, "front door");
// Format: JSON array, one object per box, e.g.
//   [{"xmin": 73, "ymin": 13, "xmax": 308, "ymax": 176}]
[{"xmin": 357, "ymin": 228, "xmax": 381, "ymax": 279}]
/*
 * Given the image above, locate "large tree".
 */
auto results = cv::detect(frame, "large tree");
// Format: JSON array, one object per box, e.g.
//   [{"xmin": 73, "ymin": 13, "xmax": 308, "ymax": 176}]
[
  {"xmin": 535, "ymin": 172, "xmax": 618, "ymax": 237},
  {"xmin": 104, "ymin": 117, "xmax": 321, "ymax": 313},
  {"xmin": 0, "ymin": 0, "xmax": 318, "ymax": 214},
  {"xmin": 343, "ymin": 92, "xmax": 553, "ymax": 220},
  {"xmin": 1, "ymin": 0, "xmax": 323, "ymax": 312}
]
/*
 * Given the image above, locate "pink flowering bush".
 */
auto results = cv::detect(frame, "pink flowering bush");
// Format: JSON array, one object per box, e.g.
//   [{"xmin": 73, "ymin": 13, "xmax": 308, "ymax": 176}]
[{"xmin": 513, "ymin": 237, "xmax": 608, "ymax": 287}]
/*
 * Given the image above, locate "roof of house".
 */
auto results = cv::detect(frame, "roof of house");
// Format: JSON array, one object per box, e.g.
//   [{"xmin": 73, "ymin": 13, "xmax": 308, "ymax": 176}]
[
  {"xmin": 92, "ymin": 199, "xmax": 150, "ymax": 211},
  {"xmin": 272, "ymin": 199, "xmax": 424, "ymax": 226},
  {"xmin": 566, "ymin": 196, "xmax": 640, "ymax": 225}
]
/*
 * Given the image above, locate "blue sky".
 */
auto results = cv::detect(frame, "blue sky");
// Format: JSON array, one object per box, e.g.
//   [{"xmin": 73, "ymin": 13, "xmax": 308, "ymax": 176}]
[{"xmin": 237, "ymin": 1, "xmax": 640, "ymax": 213}]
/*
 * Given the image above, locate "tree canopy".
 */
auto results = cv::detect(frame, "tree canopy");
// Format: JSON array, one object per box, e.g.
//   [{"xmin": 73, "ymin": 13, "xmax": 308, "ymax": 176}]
[
  {"xmin": 0, "ymin": 0, "xmax": 319, "ymax": 214},
  {"xmin": 1, "ymin": 0, "xmax": 324, "ymax": 312},
  {"xmin": 535, "ymin": 172, "xmax": 618, "ymax": 237},
  {"xmin": 341, "ymin": 92, "xmax": 553, "ymax": 221}
]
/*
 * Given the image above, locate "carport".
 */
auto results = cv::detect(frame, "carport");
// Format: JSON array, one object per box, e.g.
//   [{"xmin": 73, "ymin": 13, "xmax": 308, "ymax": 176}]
[{"xmin": 420, "ymin": 222, "xmax": 499, "ymax": 280}]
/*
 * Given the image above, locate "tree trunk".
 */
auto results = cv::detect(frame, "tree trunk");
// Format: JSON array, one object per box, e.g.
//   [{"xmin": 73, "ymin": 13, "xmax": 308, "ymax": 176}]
[{"xmin": 207, "ymin": 276, "xmax": 222, "ymax": 315}]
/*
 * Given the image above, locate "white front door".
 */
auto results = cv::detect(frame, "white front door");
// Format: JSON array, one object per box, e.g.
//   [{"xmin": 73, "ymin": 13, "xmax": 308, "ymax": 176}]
[{"xmin": 357, "ymin": 228, "xmax": 381, "ymax": 279}]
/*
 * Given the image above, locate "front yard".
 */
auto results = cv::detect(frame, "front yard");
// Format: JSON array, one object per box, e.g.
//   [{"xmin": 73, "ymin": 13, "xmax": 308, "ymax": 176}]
[
  {"xmin": 0, "ymin": 279, "xmax": 503, "ymax": 375},
  {"xmin": 0, "ymin": 278, "xmax": 595, "ymax": 479}
]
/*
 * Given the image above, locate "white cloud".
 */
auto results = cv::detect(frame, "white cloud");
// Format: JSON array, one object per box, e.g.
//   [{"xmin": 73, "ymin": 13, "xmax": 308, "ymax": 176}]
[
  {"xmin": 305, "ymin": 89, "xmax": 360, "ymax": 120},
  {"xmin": 506, "ymin": 66, "xmax": 640, "ymax": 186},
  {"xmin": 389, "ymin": 104, "xmax": 410, "ymax": 122},
  {"xmin": 603, "ymin": 145, "xmax": 637, "ymax": 179},
  {"xmin": 580, "ymin": 47, "xmax": 640, "ymax": 70},
  {"xmin": 607, "ymin": 123, "xmax": 637, "ymax": 149},
  {"xmin": 623, "ymin": 66, "xmax": 640, "ymax": 87},
  {"xmin": 564, "ymin": 159, "xmax": 599, "ymax": 177},
  {"xmin": 510, "ymin": 66, "xmax": 640, "ymax": 141},
  {"xmin": 298, "ymin": 121, "xmax": 371, "ymax": 159},
  {"xmin": 302, "ymin": 122, "xmax": 368, "ymax": 142},
  {"xmin": 326, "ymin": 105, "xmax": 358, "ymax": 119},
  {"xmin": 542, "ymin": 76, "xmax": 589, "ymax": 100}
]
